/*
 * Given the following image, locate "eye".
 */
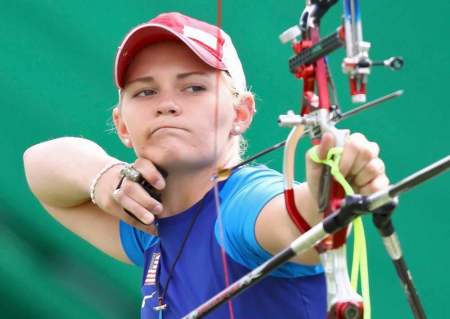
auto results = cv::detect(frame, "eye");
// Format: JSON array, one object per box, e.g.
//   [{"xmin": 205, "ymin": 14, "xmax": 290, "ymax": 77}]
[
  {"xmin": 184, "ymin": 85, "xmax": 206, "ymax": 93},
  {"xmin": 134, "ymin": 89, "xmax": 157, "ymax": 97}
]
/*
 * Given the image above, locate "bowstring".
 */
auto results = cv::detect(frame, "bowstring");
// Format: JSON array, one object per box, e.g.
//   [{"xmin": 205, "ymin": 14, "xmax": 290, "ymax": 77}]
[{"xmin": 213, "ymin": 1, "xmax": 235, "ymax": 318}]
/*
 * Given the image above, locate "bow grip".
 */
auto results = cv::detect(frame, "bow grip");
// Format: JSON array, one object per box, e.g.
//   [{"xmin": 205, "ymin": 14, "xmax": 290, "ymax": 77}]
[{"xmin": 317, "ymin": 117, "xmax": 350, "ymax": 212}]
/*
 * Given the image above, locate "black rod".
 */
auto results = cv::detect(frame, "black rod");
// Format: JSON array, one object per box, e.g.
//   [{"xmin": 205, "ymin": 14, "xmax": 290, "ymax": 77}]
[
  {"xmin": 373, "ymin": 204, "xmax": 427, "ymax": 319},
  {"xmin": 336, "ymin": 90, "xmax": 403, "ymax": 122},
  {"xmin": 389, "ymin": 155, "xmax": 450, "ymax": 197},
  {"xmin": 367, "ymin": 155, "xmax": 450, "ymax": 210}
]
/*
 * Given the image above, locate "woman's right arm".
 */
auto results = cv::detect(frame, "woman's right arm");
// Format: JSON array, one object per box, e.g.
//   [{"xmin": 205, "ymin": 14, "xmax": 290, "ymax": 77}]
[{"xmin": 23, "ymin": 137, "xmax": 156, "ymax": 263}]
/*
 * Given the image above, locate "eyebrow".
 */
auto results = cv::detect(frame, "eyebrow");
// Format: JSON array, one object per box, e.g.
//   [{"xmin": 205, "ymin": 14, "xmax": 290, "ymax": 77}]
[{"xmin": 125, "ymin": 71, "xmax": 211, "ymax": 88}]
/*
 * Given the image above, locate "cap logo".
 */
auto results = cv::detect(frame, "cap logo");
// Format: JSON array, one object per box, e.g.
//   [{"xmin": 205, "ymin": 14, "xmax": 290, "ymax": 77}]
[{"xmin": 183, "ymin": 25, "xmax": 221, "ymax": 53}]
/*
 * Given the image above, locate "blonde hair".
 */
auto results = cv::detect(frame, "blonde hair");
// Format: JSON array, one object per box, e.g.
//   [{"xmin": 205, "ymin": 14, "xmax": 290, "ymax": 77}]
[{"xmin": 221, "ymin": 72, "xmax": 255, "ymax": 163}]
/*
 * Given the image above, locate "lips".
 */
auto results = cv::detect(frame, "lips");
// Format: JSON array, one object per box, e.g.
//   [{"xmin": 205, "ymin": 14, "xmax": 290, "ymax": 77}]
[{"xmin": 151, "ymin": 125, "xmax": 187, "ymax": 135}]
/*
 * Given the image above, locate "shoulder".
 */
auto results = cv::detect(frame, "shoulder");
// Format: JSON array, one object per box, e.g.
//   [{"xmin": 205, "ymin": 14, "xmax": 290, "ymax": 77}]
[
  {"xmin": 230, "ymin": 165, "xmax": 283, "ymax": 181},
  {"xmin": 219, "ymin": 165, "xmax": 285, "ymax": 220},
  {"xmin": 219, "ymin": 165, "xmax": 286, "ymax": 217},
  {"xmin": 221, "ymin": 165, "xmax": 284, "ymax": 198}
]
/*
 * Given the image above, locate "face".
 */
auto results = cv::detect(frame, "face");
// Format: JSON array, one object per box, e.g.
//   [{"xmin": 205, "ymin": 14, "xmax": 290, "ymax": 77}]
[{"xmin": 114, "ymin": 41, "xmax": 240, "ymax": 172}]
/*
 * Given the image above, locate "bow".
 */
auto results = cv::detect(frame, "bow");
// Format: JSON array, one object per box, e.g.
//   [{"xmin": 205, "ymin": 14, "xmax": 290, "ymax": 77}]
[
  {"xmin": 279, "ymin": 1, "xmax": 371, "ymax": 317},
  {"xmin": 181, "ymin": 1, "xmax": 442, "ymax": 318},
  {"xmin": 278, "ymin": 1, "xmax": 405, "ymax": 317}
]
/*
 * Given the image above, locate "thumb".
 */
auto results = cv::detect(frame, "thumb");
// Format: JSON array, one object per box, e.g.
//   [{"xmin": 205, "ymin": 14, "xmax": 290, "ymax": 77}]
[
  {"xmin": 317, "ymin": 132, "xmax": 336, "ymax": 160},
  {"xmin": 306, "ymin": 132, "xmax": 336, "ymax": 169}
]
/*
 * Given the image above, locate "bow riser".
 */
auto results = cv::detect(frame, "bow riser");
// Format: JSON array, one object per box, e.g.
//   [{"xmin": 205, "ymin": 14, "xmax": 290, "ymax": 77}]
[{"xmin": 280, "ymin": 1, "xmax": 367, "ymax": 317}]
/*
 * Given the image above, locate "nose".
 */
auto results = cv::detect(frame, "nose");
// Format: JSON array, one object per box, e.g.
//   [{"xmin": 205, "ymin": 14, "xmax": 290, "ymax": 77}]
[{"xmin": 156, "ymin": 99, "xmax": 181, "ymax": 116}]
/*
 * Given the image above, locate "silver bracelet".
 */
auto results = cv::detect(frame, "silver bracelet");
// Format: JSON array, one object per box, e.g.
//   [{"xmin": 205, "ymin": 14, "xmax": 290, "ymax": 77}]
[{"xmin": 89, "ymin": 161, "xmax": 126, "ymax": 205}]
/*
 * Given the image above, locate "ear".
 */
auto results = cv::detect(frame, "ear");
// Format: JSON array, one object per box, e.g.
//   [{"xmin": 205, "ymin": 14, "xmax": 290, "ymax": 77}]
[
  {"xmin": 231, "ymin": 92, "xmax": 255, "ymax": 135},
  {"xmin": 113, "ymin": 107, "xmax": 133, "ymax": 148}
]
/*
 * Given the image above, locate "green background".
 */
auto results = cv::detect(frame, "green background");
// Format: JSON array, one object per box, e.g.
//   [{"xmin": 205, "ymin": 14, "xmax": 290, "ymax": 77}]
[{"xmin": 2, "ymin": 0, "xmax": 449, "ymax": 318}]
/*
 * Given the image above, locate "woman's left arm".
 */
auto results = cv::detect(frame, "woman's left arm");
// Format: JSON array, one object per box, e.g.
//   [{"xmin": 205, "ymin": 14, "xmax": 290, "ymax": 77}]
[{"xmin": 255, "ymin": 132, "xmax": 390, "ymax": 265}]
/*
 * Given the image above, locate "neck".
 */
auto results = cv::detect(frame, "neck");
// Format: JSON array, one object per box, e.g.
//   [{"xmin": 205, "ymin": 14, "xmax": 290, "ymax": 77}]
[
  {"xmin": 158, "ymin": 152, "xmax": 240, "ymax": 218},
  {"xmin": 159, "ymin": 168, "xmax": 214, "ymax": 217}
]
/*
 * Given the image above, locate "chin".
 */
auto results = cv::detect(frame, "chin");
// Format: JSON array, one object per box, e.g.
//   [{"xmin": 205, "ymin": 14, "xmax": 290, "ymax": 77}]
[{"xmin": 140, "ymin": 145, "xmax": 216, "ymax": 171}]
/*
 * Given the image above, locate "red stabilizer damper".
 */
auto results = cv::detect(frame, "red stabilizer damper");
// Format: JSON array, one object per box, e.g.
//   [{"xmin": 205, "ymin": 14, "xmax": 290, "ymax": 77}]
[
  {"xmin": 328, "ymin": 301, "xmax": 364, "ymax": 319},
  {"xmin": 349, "ymin": 79, "xmax": 367, "ymax": 97}
]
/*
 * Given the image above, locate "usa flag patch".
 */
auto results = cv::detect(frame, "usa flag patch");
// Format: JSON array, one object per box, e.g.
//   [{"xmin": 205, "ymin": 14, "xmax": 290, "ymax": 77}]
[{"xmin": 144, "ymin": 252, "xmax": 160, "ymax": 286}]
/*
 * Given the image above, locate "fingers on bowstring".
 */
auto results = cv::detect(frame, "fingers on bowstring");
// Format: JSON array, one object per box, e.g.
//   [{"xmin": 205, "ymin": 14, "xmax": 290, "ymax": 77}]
[
  {"xmin": 113, "ymin": 186, "xmax": 157, "ymax": 224},
  {"xmin": 117, "ymin": 178, "xmax": 164, "ymax": 214},
  {"xmin": 113, "ymin": 158, "xmax": 165, "ymax": 235},
  {"xmin": 133, "ymin": 158, "xmax": 166, "ymax": 191}
]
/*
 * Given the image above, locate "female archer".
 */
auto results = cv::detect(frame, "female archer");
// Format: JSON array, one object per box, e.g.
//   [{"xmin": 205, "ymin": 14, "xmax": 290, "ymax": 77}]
[{"xmin": 24, "ymin": 12, "xmax": 388, "ymax": 319}]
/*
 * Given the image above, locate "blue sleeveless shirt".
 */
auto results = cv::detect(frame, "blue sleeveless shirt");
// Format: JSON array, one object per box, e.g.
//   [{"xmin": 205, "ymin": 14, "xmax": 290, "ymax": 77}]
[{"xmin": 120, "ymin": 166, "xmax": 326, "ymax": 318}]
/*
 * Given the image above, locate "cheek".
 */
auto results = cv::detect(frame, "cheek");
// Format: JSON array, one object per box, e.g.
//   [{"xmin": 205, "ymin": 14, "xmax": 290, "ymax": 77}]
[
  {"xmin": 126, "ymin": 121, "xmax": 147, "ymax": 144},
  {"xmin": 121, "ymin": 106, "xmax": 150, "ymax": 139},
  {"xmin": 216, "ymin": 95, "xmax": 235, "ymax": 129},
  {"xmin": 196, "ymin": 109, "xmax": 233, "ymax": 144},
  {"xmin": 190, "ymin": 98, "xmax": 233, "ymax": 133}
]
